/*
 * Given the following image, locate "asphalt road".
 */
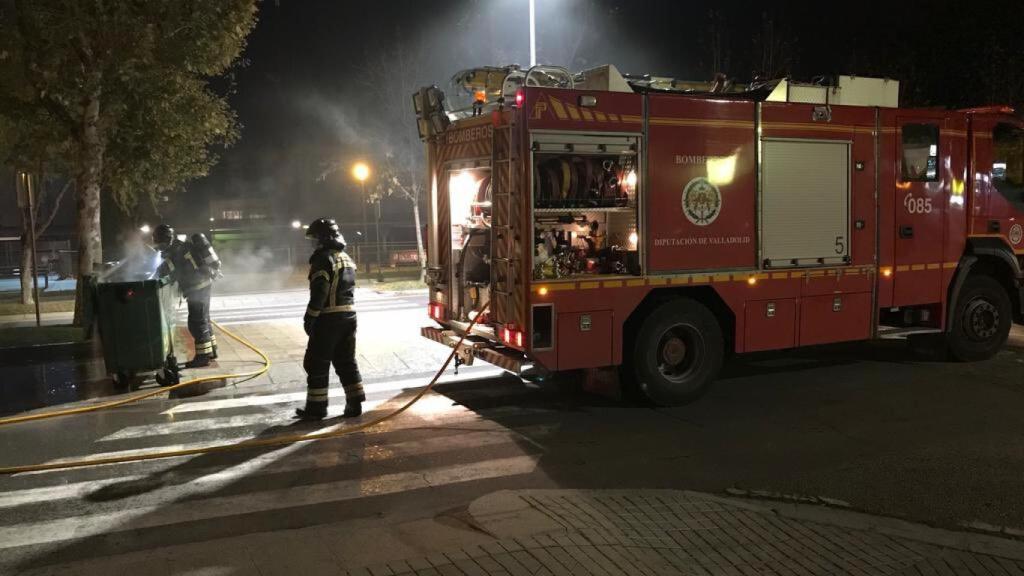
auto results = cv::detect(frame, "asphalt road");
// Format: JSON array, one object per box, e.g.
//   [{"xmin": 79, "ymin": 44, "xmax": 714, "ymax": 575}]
[{"xmin": 2, "ymin": 288, "xmax": 1024, "ymax": 573}]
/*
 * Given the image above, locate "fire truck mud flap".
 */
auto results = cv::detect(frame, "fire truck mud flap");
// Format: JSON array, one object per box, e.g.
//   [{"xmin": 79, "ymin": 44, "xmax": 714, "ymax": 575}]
[{"xmin": 421, "ymin": 326, "xmax": 527, "ymax": 373}]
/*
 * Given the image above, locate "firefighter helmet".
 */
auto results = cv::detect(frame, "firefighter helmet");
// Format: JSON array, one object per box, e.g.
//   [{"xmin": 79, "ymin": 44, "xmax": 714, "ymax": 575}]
[
  {"xmin": 306, "ymin": 218, "xmax": 346, "ymax": 246},
  {"xmin": 153, "ymin": 224, "xmax": 175, "ymax": 247}
]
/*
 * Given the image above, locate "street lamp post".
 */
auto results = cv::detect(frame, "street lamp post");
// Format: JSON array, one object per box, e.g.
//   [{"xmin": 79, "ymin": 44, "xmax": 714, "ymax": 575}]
[
  {"xmin": 360, "ymin": 181, "xmax": 367, "ymax": 269},
  {"xmin": 374, "ymin": 196, "xmax": 383, "ymax": 282},
  {"xmin": 352, "ymin": 162, "xmax": 378, "ymax": 279},
  {"xmin": 529, "ymin": 0, "xmax": 536, "ymax": 67}
]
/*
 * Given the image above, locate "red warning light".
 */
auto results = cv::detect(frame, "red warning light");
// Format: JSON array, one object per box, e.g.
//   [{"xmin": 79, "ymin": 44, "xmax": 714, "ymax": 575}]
[{"xmin": 514, "ymin": 89, "xmax": 525, "ymax": 108}]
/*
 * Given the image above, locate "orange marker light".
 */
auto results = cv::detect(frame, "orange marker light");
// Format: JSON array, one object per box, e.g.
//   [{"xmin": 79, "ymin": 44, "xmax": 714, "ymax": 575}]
[
  {"xmin": 881, "ymin": 267, "xmax": 893, "ymax": 278},
  {"xmin": 747, "ymin": 276, "xmax": 757, "ymax": 286},
  {"xmin": 538, "ymin": 286, "xmax": 549, "ymax": 296}
]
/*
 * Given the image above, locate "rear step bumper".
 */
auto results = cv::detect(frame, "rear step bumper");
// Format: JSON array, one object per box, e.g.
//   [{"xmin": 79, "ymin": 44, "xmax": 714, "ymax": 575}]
[{"xmin": 421, "ymin": 326, "xmax": 527, "ymax": 373}]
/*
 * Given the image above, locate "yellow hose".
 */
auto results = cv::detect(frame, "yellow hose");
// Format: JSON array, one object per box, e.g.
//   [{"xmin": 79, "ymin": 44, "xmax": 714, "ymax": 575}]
[
  {"xmin": 0, "ymin": 321, "xmax": 271, "ymax": 427},
  {"xmin": 0, "ymin": 303, "xmax": 489, "ymax": 475}
]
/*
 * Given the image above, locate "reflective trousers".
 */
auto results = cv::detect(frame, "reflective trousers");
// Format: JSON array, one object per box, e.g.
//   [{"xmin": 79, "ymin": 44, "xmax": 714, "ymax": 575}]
[
  {"xmin": 186, "ymin": 286, "xmax": 214, "ymax": 357},
  {"xmin": 303, "ymin": 312, "xmax": 364, "ymax": 413}
]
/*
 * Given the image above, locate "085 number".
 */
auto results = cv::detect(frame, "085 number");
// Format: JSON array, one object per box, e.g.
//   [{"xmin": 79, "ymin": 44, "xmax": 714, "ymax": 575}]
[{"xmin": 904, "ymin": 193, "xmax": 933, "ymax": 214}]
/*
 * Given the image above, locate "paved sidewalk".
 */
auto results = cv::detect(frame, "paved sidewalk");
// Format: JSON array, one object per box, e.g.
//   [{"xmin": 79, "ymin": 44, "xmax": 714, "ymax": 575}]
[
  {"xmin": 1010, "ymin": 324, "xmax": 1024, "ymax": 349},
  {"xmin": 345, "ymin": 490, "xmax": 1024, "ymax": 576}
]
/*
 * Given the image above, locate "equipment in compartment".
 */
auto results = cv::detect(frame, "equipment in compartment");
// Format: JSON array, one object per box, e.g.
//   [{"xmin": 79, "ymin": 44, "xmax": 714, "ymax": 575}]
[
  {"xmin": 533, "ymin": 154, "xmax": 634, "ymax": 208},
  {"xmin": 533, "ymin": 211, "xmax": 638, "ymax": 279}
]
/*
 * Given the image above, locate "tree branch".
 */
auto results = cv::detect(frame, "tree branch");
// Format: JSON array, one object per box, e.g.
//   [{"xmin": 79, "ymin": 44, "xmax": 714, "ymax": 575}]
[
  {"xmin": 12, "ymin": 0, "xmax": 80, "ymax": 132},
  {"xmin": 36, "ymin": 178, "xmax": 71, "ymax": 237}
]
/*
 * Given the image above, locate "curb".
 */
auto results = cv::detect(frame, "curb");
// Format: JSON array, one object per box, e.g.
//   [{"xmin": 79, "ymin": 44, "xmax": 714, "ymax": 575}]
[
  {"xmin": 693, "ymin": 491, "xmax": 1024, "ymax": 562},
  {"xmin": 470, "ymin": 489, "xmax": 1024, "ymax": 562}
]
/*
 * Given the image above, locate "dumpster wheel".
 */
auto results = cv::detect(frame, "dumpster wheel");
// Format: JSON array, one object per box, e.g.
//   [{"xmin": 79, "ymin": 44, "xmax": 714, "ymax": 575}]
[{"xmin": 0, "ymin": 303, "xmax": 489, "ymax": 475}]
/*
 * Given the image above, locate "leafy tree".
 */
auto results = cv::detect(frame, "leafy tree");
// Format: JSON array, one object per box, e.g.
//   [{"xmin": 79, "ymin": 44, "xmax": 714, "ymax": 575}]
[{"xmin": 0, "ymin": 0, "xmax": 257, "ymax": 323}]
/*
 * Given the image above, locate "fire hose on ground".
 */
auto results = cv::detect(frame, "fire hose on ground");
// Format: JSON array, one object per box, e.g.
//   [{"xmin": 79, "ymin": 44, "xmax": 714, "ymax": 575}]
[{"xmin": 0, "ymin": 302, "xmax": 489, "ymax": 476}]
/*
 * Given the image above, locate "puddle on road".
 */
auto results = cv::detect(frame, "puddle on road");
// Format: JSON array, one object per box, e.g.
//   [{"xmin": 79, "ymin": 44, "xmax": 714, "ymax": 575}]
[{"xmin": 0, "ymin": 340, "xmax": 119, "ymax": 416}]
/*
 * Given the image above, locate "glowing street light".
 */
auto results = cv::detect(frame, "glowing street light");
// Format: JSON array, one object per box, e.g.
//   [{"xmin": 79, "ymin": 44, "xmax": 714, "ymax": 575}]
[
  {"xmin": 352, "ymin": 162, "xmax": 370, "ymax": 182},
  {"xmin": 291, "ymin": 220, "xmax": 302, "ymax": 229},
  {"xmin": 139, "ymin": 224, "xmax": 151, "ymax": 234}
]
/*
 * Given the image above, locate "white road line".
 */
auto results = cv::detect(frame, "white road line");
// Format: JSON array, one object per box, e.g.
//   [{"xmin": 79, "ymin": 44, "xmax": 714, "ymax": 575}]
[
  {"xmin": 160, "ymin": 367, "xmax": 504, "ymax": 415},
  {"xmin": 208, "ymin": 306, "xmax": 423, "ymax": 322},
  {"xmin": 0, "ymin": 427, "xmax": 547, "ymax": 510},
  {"xmin": 211, "ymin": 294, "xmax": 416, "ymax": 309},
  {"xmin": 201, "ymin": 304, "xmax": 423, "ymax": 321},
  {"xmin": 201, "ymin": 302, "xmax": 422, "ymax": 316},
  {"xmin": 208, "ymin": 294, "xmax": 419, "ymax": 310},
  {"xmin": 0, "ymin": 455, "xmax": 539, "ymax": 550},
  {"xmin": 104, "ymin": 376, "xmax": 518, "ymax": 441},
  {"xmin": 29, "ymin": 393, "xmax": 546, "ymax": 471},
  {"xmin": 103, "ymin": 399, "xmax": 393, "ymax": 442}
]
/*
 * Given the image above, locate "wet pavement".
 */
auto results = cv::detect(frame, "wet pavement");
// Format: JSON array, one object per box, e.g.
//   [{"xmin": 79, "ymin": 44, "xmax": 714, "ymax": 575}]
[
  {"xmin": 0, "ymin": 341, "xmax": 111, "ymax": 417},
  {"xmin": 3, "ymin": 288, "xmax": 1024, "ymax": 574},
  {"xmin": 0, "ymin": 288, "xmax": 431, "ymax": 417}
]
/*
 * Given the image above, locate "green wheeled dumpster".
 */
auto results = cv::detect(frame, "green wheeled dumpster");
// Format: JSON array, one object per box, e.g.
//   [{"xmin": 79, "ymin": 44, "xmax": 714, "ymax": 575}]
[{"xmin": 94, "ymin": 276, "xmax": 177, "ymax": 386}]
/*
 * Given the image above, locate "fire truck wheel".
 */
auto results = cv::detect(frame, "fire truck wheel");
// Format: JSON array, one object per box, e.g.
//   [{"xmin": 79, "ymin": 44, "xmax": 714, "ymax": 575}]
[
  {"xmin": 947, "ymin": 274, "xmax": 1012, "ymax": 361},
  {"xmin": 632, "ymin": 299, "xmax": 723, "ymax": 405}
]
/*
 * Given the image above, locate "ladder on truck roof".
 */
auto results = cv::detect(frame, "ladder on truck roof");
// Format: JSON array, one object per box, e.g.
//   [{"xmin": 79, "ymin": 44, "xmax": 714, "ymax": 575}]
[{"xmin": 489, "ymin": 116, "xmax": 525, "ymax": 331}]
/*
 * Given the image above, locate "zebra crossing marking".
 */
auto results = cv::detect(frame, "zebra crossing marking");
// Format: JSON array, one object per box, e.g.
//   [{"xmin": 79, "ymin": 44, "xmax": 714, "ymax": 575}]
[{"xmin": 0, "ymin": 455, "xmax": 539, "ymax": 550}]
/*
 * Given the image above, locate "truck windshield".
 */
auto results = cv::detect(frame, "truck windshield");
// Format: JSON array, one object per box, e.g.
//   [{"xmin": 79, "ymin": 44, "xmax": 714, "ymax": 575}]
[{"xmin": 993, "ymin": 122, "xmax": 1024, "ymax": 211}]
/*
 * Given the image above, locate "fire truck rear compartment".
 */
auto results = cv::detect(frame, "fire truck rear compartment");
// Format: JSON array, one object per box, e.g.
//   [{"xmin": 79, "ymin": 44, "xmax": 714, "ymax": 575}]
[{"xmin": 447, "ymin": 166, "xmax": 493, "ymax": 325}]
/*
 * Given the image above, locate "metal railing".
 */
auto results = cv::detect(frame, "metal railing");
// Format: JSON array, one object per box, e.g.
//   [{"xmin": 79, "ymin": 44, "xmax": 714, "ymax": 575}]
[{"xmin": 349, "ymin": 241, "xmax": 423, "ymax": 269}]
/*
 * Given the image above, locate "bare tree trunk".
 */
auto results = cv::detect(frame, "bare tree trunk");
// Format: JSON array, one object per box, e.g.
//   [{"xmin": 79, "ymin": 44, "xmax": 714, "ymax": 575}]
[
  {"xmin": 73, "ymin": 91, "xmax": 104, "ymax": 326},
  {"xmin": 411, "ymin": 194, "xmax": 426, "ymax": 282}
]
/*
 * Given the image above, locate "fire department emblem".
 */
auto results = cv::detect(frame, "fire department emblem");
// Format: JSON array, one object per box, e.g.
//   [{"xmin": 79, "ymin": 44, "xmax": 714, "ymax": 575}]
[
  {"xmin": 1010, "ymin": 223, "xmax": 1023, "ymax": 246},
  {"xmin": 681, "ymin": 177, "xmax": 721, "ymax": 226}
]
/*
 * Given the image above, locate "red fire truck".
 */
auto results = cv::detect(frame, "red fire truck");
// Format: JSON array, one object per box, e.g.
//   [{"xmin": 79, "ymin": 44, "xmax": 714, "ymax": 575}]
[{"xmin": 414, "ymin": 65, "xmax": 1024, "ymax": 405}]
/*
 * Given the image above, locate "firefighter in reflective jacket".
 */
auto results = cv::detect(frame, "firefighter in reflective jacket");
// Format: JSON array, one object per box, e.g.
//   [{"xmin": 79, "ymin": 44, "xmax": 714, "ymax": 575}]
[
  {"xmin": 153, "ymin": 224, "xmax": 222, "ymax": 368},
  {"xmin": 295, "ymin": 218, "xmax": 364, "ymax": 420}
]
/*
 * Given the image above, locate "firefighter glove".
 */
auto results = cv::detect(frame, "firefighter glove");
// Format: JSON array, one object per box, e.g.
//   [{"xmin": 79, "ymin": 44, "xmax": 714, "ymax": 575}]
[{"xmin": 303, "ymin": 314, "xmax": 316, "ymax": 336}]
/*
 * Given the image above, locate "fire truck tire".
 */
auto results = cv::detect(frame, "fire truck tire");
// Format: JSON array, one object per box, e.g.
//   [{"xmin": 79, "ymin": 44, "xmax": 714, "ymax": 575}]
[
  {"xmin": 947, "ymin": 274, "xmax": 1012, "ymax": 362},
  {"xmin": 632, "ymin": 299, "xmax": 723, "ymax": 405}
]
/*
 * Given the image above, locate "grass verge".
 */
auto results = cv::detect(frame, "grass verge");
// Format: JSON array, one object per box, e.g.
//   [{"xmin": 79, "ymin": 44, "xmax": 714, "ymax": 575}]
[
  {"xmin": 0, "ymin": 325, "xmax": 88, "ymax": 348},
  {"xmin": 0, "ymin": 299, "xmax": 75, "ymax": 316},
  {"xmin": 356, "ymin": 268, "xmax": 424, "ymax": 292}
]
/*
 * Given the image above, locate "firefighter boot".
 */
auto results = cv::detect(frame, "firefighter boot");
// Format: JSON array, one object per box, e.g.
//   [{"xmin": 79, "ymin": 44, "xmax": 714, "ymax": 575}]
[
  {"xmin": 295, "ymin": 406, "xmax": 327, "ymax": 421},
  {"xmin": 342, "ymin": 382, "xmax": 365, "ymax": 417},
  {"xmin": 184, "ymin": 354, "xmax": 211, "ymax": 369},
  {"xmin": 296, "ymin": 375, "xmax": 330, "ymax": 421},
  {"xmin": 343, "ymin": 399, "xmax": 362, "ymax": 418}
]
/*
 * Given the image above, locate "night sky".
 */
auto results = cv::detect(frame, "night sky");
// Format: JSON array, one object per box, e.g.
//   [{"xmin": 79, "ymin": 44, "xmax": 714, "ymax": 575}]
[{"xmin": 166, "ymin": 0, "xmax": 1018, "ymax": 236}]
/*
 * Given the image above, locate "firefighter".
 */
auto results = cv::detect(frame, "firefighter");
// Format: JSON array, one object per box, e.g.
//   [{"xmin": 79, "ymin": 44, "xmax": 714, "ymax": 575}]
[
  {"xmin": 153, "ymin": 224, "xmax": 222, "ymax": 368},
  {"xmin": 295, "ymin": 218, "xmax": 364, "ymax": 420}
]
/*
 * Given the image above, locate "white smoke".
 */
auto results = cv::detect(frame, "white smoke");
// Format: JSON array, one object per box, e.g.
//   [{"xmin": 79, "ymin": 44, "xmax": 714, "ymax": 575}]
[
  {"xmin": 97, "ymin": 238, "xmax": 163, "ymax": 283},
  {"xmin": 214, "ymin": 243, "xmax": 305, "ymax": 294}
]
